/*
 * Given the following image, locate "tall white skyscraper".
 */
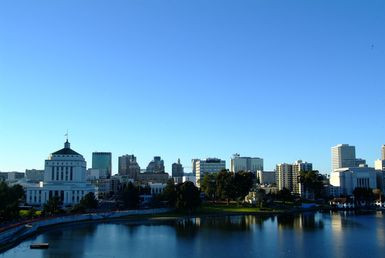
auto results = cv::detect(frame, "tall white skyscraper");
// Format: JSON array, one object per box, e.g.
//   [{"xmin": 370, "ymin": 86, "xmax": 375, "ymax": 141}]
[{"xmin": 331, "ymin": 144, "xmax": 356, "ymax": 171}]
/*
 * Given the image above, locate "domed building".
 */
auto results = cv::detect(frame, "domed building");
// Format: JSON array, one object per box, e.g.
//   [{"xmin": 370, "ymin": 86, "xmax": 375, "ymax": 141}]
[{"xmin": 26, "ymin": 140, "xmax": 96, "ymax": 207}]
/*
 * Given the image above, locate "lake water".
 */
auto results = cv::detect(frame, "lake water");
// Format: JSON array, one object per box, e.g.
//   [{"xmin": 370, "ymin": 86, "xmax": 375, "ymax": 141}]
[{"xmin": 2, "ymin": 211, "xmax": 385, "ymax": 258}]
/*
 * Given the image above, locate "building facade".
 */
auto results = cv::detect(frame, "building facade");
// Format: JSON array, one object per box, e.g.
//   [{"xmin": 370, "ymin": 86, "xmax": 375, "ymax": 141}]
[
  {"xmin": 230, "ymin": 154, "xmax": 263, "ymax": 173},
  {"xmin": 92, "ymin": 152, "xmax": 112, "ymax": 178},
  {"xmin": 256, "ymin": 170, "xmax": 276, "ymax": 185},
  {"xmin": 382, "ymin": 145, "xmax": 385, "ymax": 161},
  {"xmin": 331, "ymin": 144, "xmax": 356, "ymax": 171},
  {"xmin": 172, "ymin": 159, "xmax": 184, "ymax": 183},
  {"xmin": 276, "ymin": 163, "xmax": 293, "ymax": 191},
  {"xmin": 146, "ymin": 156, "xmax": 165, "ymax": 173},
  {"xmin": 25, "ymin": 169, "xmax": 44, "ymax": 182},
  {"xmin": 26, "ymin": 140, "xmax": 96, "ymax": 206},
  {"xmin": 118, "ymin": 154, "xmax": 141, "ymax": 179},
  {"xmin": 136, "ymin": 172, "xmax": 169, "ymax": 184},
  {"xmin": 195, "ymin": 158, "xmax": 226, "ymax": 187},
  {"xmin": 292, "ymin": 160, "xmax": 313, "ymax": 195},
  {"xmin": 330, "ymin": 167, "xmax": 377, "ymax": 196}
]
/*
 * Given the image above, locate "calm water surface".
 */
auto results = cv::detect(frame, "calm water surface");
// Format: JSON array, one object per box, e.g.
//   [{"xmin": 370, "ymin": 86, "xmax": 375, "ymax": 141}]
[{"xmin": 2, "ymin": 212, "xmax": 385, "ymax": 258}]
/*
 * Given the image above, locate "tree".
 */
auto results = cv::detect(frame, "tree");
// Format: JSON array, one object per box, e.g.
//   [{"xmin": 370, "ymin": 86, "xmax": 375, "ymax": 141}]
[
  {"xmin": 255, "ymin": 188, "xmax": 266, "ymax": 208},
  {"xmin": 216, "ymin": 170, "xmax": 236, "ymax": 204},
  {"xmin": 0, "ymin": 182, "xmax": 25, "ymax": 220},
  {"xmin": 353, "ymin": 187, "xmax": 374, "ymax": 207},
  {"xmin": 176, "ymin": 182, "xmax": 201, "ymax": 213},
  {"xmin": 200, "ymin": 173, "xmax": 217, "ymax": 200},
  {"xmin": 233, "ymin": 172, "xmax": 253, "ymax": 201},
  {"xmin": 120, "ymin": 182, "xmax": 140, "ymax": 209},
  {"xmin": 43, "ymin": 196, "xmax": 62, "ymax": 215},
  {"xmin": 299, "ymin": 170, "xmax": 324, "ymax": 199},
  {"xmin": 277, "ymin": 188, "xmax": 293, "ymax": 204},
  {"xmin": 161, "ymin": 179, "xmax": 177, "ymax": 207}
]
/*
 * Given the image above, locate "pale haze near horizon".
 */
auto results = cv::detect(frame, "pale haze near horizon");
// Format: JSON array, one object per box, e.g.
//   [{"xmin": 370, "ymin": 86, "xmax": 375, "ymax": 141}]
[{"xmin": 0, "ymin": 0, "xmax": 384, "ymax": 174}]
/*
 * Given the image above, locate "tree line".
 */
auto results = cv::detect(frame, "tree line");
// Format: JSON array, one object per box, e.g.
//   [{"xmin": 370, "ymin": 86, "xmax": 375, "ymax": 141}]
[
  {"xmin": 0, "ymin": 182, "xmax": 24, "ymax": 221},
  {"xmin": 119, "ymin": 180, "xmax": 201, "ymax": 213},
  {"xmin": 200, "ymin": 170, "xmax": 254, "ymax": 203}
]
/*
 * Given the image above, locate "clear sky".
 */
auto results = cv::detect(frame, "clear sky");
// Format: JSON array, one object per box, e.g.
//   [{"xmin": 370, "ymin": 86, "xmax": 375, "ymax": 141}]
[{"xmin": 0, "ymin": 0, "xmax": 384, "ymax": 174}]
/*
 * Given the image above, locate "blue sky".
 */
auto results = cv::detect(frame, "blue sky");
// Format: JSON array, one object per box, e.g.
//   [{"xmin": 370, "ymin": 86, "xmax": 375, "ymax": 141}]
[{"xmin": 0, "ymin": 0, "xmax": 384, "ymax": 174}]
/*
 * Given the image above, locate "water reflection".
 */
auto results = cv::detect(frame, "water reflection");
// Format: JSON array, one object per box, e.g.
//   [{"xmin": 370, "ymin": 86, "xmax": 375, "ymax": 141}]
[
  {"xmin": 40, "ymin": 224, "xmax": 97, "ymax": 258},
  {"xmin": 3, "ymin": 212, "xmax": 385, "ymax": 258}
]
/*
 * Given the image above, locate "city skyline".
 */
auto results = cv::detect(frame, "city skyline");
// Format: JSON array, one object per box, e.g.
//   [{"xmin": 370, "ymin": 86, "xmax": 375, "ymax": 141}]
[
  {"xmin": 1, "ymin": 0, "xmax": 384, "ymax": 174},
  {"xmin": 0, "ymin": 138, "xmax": 384, "ymax": 175}
]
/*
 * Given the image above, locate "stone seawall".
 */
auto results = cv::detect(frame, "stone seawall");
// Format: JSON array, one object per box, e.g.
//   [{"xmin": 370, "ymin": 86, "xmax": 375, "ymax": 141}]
[{"xmin": 0, "ymin": 208, "xmax": 172, "ymax": 250}]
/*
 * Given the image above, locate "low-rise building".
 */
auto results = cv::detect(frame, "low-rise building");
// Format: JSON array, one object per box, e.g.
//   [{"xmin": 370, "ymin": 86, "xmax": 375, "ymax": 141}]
[
  {"xmin": 330, "ymin": 166, "xmax": 377, "ymax": 196},
  {"xmin": 137, "ymin": 172, "xmax": 169, "ymax": 184},
  {"xmin": 25, "ymin": 169, "xmax": 44, "ymax": 182},
  {"xmin": 256, "ymin": 170, "xmax": 275, "ymax": 185},
  {"xmin": 148, "ymin": 183, "xmax": 166, "ymax": 195}
]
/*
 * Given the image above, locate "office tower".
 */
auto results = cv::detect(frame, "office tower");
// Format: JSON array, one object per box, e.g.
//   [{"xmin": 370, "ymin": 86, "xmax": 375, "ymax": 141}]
[
  {"xmin": 331, "ymin": 144, "xmax": 356, "ymax": 171},
  {"xmin": 172, "ymin": 159, "xmax": 184, "ymax": 178},
  {"xmin": 195, "ymin": 158, "xmax": 226, "ymax": 187},
  {"xmin": 118, "ymin": 154, "xmax": 141, "ymax": 179},
  {"xmin": 230, "ymin": 153, "xmax": 263, "ymax": 173},
  {"xmin": 146, "ymin": 156, "xmax": 165, "ymax": 173},
  {"xmin": 92, "ymin": 152, "xmax": 112, "ymax": 178}
]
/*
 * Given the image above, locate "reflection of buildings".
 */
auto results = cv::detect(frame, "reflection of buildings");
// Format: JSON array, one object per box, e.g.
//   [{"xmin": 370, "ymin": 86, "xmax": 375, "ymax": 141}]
[{"xmin": 26, "ymin": 140, "xmax": 96, "ymax": 206}]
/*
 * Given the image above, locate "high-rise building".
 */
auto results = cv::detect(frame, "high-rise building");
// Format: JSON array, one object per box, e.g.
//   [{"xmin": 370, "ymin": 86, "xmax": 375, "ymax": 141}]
[
  {"xmin": 382, "ymin": 145, "xmax": 385, "ymax": 161},
  {"xmin": 146, "ymin": 156, "xmax": 165, "ymax": 173},
  {"xmin": 331, "ymin": 144, "xmax": 356, "ymax": 171},
  {"xmin": 230, "ymin": 154, "xmax": 263, "ymax": 173},
  {"xmin": 292, "ymin": 160, "xmax": 313, "ymax": 195},
  {"xmin": 194, "ymin": 158, "xmax": 226, "ymax": 187},
  {"xmin": 118, "ymin": 154, "xmax": 140, "ymax": 179},
  {"xmin": 192, "ymin": 159, "xmax": 199, "ymax": 176},
  {"xmin": 92, "ymin": 152, "xmax": 112, "ymax": 178},
  {"xmin": 172, "ymin": 159, "xmax": 184, "ymax": 180},
  {"xmin": 276, "ymin": 163, "xmax": 293, "ymax": 191}
]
